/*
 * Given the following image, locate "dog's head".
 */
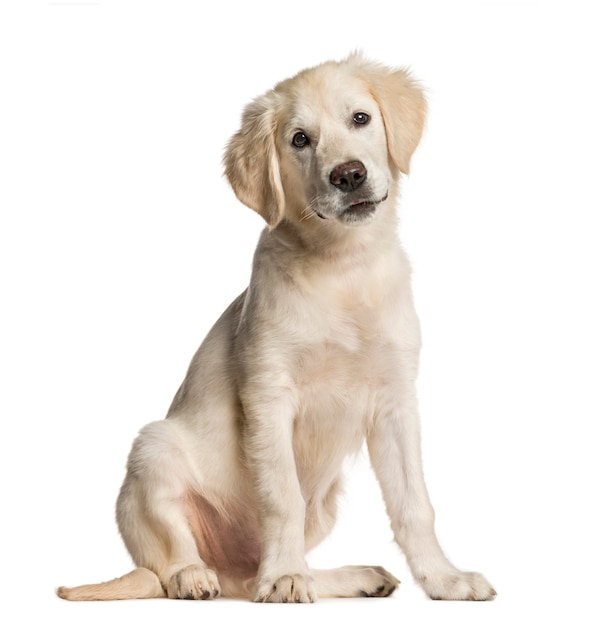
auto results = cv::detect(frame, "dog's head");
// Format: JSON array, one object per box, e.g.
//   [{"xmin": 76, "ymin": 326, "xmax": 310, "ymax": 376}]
[{"xmin": 224, "ymin": 53, "xmax": 426, "ymax": 228}]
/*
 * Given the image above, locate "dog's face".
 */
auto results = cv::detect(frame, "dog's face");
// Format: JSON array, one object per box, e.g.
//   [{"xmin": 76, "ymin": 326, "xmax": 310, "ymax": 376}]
[
  {"xmin": 275, "ymin": 68, "xmax": 392, "ymax": 226},
  {"xmin": 224, "ymin": 54, "xmax": 426, "ymax": 229}
]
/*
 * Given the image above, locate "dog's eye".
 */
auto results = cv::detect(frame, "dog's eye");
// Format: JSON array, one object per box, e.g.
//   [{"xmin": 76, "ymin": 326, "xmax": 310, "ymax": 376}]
[
  {"xmin": 292, "ymin": 131, "xmax": 309, "ymax": 148},
  {"xmin": 353, "ymin": 112, "xmax": 370, "ymax": 125}
]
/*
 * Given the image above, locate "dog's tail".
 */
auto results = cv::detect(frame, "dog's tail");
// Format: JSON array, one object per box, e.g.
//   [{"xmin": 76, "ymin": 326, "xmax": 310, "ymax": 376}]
[{"xmin": 57, "ymin": 567, "xmax": 166, "ymax": 601}]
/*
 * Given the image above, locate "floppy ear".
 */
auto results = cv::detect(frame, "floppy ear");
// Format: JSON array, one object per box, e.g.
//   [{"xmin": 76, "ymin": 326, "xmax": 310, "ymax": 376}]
[
  {"xmin": 223, "ymin": 93, "xmax": 285, "ymax": 228},
  {"xmin": 363, "ymin": 61, "xmax": 426, "ymax": 174}
]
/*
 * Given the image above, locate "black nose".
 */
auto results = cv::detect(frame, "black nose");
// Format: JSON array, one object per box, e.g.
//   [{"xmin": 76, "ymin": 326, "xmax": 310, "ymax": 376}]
[{"xmin": 330, "ymin": 160, "xmax": 367, "ymax": 192}]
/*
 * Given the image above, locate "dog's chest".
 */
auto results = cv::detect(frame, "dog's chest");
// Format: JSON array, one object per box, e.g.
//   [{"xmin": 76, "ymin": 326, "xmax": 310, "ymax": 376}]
[
  {"xmin": 291, "ymin": 318, "xmax": 389, "ymax": 482},
  {"xmin": 299, "ymin": 256, "xmax": 401, "ymax": 352},
  {"xmin": 292, "ymin": 269, "xmax": 401, "ymax": 400}
]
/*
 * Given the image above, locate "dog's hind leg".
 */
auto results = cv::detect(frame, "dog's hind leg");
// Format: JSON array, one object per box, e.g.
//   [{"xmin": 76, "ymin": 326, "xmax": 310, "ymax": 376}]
[
  {"xmin": 299, "ymin": 478, "xmax": 399, "ymax": 599},
  {"xmin": 116, "ymin": 420, "xmax": 221, "ymax": 600},
  {"xmin": 57, "ymin": 567, "xmax": 165, "ymax": 601},
  {"xmin": 312, "ymin": 566, "xmax": 400, "ymax": 598}
]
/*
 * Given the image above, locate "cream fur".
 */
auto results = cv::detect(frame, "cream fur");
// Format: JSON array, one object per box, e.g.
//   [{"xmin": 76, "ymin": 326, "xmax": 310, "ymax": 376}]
[{"xmin": 57, "ymin": 53, "xmax": 495, "ymax": 604}]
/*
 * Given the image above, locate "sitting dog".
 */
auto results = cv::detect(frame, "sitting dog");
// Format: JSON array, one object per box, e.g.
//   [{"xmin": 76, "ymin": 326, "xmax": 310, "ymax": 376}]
[{"xmin": 58, "ymin": 53, "xmax": 495, "ymax": 603}]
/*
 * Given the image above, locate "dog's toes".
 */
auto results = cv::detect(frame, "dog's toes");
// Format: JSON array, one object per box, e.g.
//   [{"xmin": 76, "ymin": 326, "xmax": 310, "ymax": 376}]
[
  {"xmin": 421, "ymin": 570, "xmax": 496, "ymax": 601},
  {"xmin": 254, "ymin": 573, "xmax": 316, "ymax": 603},
  {"xmin": 358, "ymin": 566, "xmax": 400, "ymax": 597},
  {"xmin": 166, "ymin": 565, "xmax": 221, "ymax": 600}
]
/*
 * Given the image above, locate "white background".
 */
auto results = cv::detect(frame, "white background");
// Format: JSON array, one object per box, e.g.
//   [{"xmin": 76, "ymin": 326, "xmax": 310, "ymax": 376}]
[{"xmin": 1, "ymin": 1, "xmax": 605, "ymax": 624}]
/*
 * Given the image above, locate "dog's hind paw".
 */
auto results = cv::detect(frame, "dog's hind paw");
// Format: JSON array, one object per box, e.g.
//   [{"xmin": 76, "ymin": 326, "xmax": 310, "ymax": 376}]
[
  {"xmin": 356, "ymin": 565, "xmax": 400, "ymax": 597},
  {"xmin": 166, "ymin": 564, "xmax": 221, "ymax": 600}
]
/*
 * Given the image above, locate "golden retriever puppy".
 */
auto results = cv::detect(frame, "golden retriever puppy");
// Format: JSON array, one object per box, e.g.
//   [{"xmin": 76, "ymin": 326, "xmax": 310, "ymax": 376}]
[{"xmin": 58, "ymin": 53, "xmax": 495, "ymax": 603}]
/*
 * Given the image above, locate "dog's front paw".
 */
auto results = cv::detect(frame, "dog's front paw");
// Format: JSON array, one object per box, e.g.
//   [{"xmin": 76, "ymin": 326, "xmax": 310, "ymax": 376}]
[
  {"xmin": 254, "ymin": 573, "xmax": 317, "ymax": 603},
  {"xmin": 166, "ymin": 564, "xmax": 221, "ymax": 600},
  {"xmin": 420, "ymin": 570, "xmax": 496, "ymax": 601}
]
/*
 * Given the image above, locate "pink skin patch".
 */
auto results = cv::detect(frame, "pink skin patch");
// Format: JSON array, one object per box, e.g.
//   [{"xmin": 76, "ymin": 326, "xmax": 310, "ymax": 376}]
[{"xmin": 186, "ymin": 493, "xmax": 261, "ymax": 580}]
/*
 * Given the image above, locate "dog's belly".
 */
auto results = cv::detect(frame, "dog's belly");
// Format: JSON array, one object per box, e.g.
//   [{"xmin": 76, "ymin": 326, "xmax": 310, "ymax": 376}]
[{"xmin": 186, "ymin": 492, "xmax": 261, "ymax": 580}]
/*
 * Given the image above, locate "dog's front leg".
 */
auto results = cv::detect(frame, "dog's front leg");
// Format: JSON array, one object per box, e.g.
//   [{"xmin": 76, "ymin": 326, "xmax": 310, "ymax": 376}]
[
  {"xmin": 241, "ymin": 391, "xmax": 316, "ymax": 603},
  {"xmin": 367, "ymin": 351, "xmax": 496, "ymax": 601}
]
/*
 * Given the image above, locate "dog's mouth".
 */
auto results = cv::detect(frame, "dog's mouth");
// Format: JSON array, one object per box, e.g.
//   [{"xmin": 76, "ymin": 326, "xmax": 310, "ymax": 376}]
[
  {"xmin": 315, "ymin": 193, "xmax": 388, "ymax": 223},
  {"xmin": 338, "ymin": 192, "xmax": 388, "ymax": 224},
  {"xmin": 342, "ymin": 198, "xmax": 382, "ymax": 219}
]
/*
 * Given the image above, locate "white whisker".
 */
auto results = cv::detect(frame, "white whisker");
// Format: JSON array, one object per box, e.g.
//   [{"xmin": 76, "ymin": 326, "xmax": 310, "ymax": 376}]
[{"xmin": 299, "ymin": 196, "xmax": 323, "ymax": 222}]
